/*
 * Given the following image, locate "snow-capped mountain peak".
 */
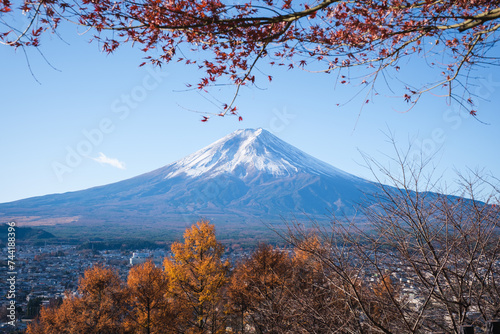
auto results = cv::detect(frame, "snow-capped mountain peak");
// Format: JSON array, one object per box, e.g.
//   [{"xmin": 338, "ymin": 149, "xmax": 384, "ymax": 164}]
[
  {"xmin": 164, "ymin": 128, "xmax": 351, "ymax": 180},
  {"xmin": 0, "ymin": 127, "xmax": 381, "ymax": 227}
]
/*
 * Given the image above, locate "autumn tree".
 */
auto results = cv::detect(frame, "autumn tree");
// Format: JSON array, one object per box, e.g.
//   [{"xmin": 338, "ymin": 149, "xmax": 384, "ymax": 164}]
[
  {"xmin": 290, "ymin": 235, "xmax": 362, "ymax": 333},
  {"xmin": 354, "ymin": 145, "xmax": 500, "ymax": 333},
  {"xmin": 126, "ymin": 260, "xmax": 177, "ymax": 334},
  {"xmin": 280, "ymin": 144, "xmax": 500, "ymax": 333},
  {"xmin": 227, "ymin": 243, "xmax": 298, "ymax": 333},
  {"xmin": 27, "ymin": 264, "xmax": 128, "ymax": 334},
  {"xmin": 227, "ymin": 239, "xmax": 360, "ymax": 333},
  {"xmin": 164, "ymin": 220, "xmax": 230, "ymax": 334},
  {"xmin": 76, "ymin": 264, "xmax": 128, "ymax": 333},
  {"xmin": 26, "ymin": 294, "xmax": 80, "ymax": 334},
  {"xmin": 368, "ymin": 271, "xmax": 401, "ymax": 331},
  {"xmin": 26, "ymin": 293, "xmax": 76, "ymax": 334},
  {"xmin": 2, "ymin": 0, "xmax": 499, "ymax": 117}
]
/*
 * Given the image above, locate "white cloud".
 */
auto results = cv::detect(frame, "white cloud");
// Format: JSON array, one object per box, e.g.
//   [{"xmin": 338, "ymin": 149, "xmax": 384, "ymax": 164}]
[{"xmin": 91, "ymin": 152, "xmax": 126, "ymax": 170}]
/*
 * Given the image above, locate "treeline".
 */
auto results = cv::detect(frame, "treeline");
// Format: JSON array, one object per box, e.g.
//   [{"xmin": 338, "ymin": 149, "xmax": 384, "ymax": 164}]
[
  {"xmin": 26, "ymin": 220, "xmax": 390, "ymax": 334},
  {"xmin": 26, "ymin": 211, "xmax": 500, "ymax": 334},
  {"xmin": 26, "ymin": 165, "xmax": 500, "ymax": 333},
  {"xmin": 0, "ymin": 225, "xmax": 54, "ymax": 244}
]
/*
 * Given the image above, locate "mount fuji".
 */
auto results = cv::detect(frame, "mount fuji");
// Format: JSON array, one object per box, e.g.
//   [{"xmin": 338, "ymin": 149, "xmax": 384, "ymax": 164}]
[{"xmin": 0, "ymin": 129, "xmax": 379, "ymax": 234}]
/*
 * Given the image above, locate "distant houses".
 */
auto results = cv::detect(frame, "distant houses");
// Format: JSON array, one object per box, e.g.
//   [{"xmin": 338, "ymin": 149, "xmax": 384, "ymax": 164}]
[{"xmin": 129, "ymin": 252, "xmax": 150, "ymax": 265}]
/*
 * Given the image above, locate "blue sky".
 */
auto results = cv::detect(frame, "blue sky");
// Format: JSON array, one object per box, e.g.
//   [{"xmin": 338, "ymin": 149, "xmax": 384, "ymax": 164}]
[{"xmin": 1, "ymin": 24, "xmax": 500, "ymax": 204}]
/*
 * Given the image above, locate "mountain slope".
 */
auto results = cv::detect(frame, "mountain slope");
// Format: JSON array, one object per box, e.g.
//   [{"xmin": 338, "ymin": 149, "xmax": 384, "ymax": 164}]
[{"xmin": 0, "ymin": 129, "xmax": 379, "ymax": 227}]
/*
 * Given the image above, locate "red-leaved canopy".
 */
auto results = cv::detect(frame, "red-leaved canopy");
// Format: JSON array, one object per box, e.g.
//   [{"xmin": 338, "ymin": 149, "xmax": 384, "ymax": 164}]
[{"xmin": 1, "ymin": 0, "xmax": 499, "ymax": 118}]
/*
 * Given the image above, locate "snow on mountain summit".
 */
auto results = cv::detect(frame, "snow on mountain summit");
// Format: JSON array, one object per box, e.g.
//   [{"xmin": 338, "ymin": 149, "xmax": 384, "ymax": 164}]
[
  {"xmin": 0, "ymin": 127, "xmax": 382, "ymax": 226},
  {"xmin": 164, "ymin": 128, "xmax": 353, "ymax": 180}
]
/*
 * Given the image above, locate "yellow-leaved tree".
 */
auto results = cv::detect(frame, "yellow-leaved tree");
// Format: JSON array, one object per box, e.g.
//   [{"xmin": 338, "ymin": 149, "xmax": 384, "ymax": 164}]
[{"xmin": 164, "ymin": 220, "xmax": 230, "ymax": 334}]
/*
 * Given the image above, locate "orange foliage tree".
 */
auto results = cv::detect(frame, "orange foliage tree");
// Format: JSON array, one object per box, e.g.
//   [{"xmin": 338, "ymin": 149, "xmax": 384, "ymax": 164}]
[
  {"xmin": 291, "ymin": 235, "xmax": 361, "ymax": 332},
  {"xmin": 227, "ymin": 243, "xmax": 296, "ymax": 333},
  {"xmin": 164, "ymin": 220, "xmax": 230, "ymax": 334},
  {"xmin": 27, "ymin": 265, "xmax": 128, "ymax": 334},
  {"xmin": 125, "ymin": 260, "xmax": 177, "ymax": 334},
  {"xmin": 29, "ymin": 211, "xmax": 500, "ymax": 333}
]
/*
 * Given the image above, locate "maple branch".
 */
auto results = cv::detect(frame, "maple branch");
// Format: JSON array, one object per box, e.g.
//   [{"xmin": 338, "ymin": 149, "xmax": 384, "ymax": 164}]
[
  {"xmin": 406, "ymin": 33, "xmax": 482, "ymax": 103},
  {"xmin": 2, "ymin": 0, "xmax": 499, "ymax": 116},
  {"xmin": 436, "ymin": 7, "xmax": 500, "ymax": 32},
  {"xmin": 0, "ymin": 1, "xmax": 42, "ymax": 46},
  {"xmin": 80, "ymin": 0, "xmax": 340, "ymax": 32},
  {"xmin": 221, "ymin": 39, "xmax": 272, "ymax": 117}
]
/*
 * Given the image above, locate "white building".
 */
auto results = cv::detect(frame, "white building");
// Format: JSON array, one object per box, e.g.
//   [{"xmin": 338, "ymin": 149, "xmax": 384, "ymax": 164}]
[{"xmin": 129, "ymin": 252, "xmax": 151, "ymax": 266}]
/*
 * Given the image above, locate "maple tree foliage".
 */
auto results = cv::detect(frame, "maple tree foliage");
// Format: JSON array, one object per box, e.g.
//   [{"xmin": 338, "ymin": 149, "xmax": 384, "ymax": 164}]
[
  {"xmin": 2, "ymin": 0, "xmax": 499, "ymax": 118},
  {"xmin": 164, "ymin": 219, "xmax": 230, "ymax": 334}
]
